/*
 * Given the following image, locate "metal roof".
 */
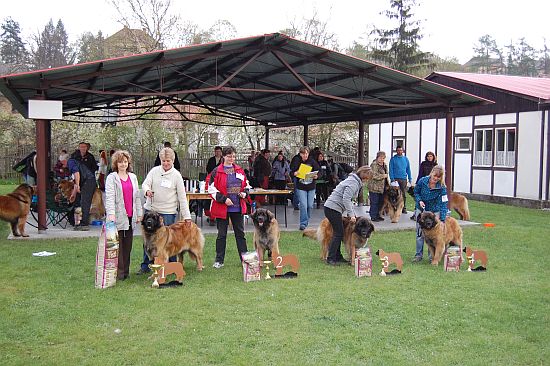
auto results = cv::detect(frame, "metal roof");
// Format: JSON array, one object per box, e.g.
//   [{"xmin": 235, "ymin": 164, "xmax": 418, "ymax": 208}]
[
  {"xmin": 430, "ymin": 72, "xmax": 550, "ymax": 102},
  {"xmin": 0, "ymin": 33, "xmax": 492, "ymax": 127}
]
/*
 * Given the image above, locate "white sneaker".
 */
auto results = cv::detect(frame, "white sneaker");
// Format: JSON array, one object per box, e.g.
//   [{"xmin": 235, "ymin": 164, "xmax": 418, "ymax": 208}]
[{"xmin": 212, "ymin": 262, "xmax": 224, "ymax": 269}]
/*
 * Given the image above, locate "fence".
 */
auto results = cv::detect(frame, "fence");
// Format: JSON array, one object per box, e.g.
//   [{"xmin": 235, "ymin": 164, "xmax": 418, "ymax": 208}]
[{"xmin": 0, "ymin": 145, "xmax": 357, "ymax": 182}]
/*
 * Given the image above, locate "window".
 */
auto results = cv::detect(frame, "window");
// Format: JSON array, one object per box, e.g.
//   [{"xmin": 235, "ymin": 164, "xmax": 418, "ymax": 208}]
[
  {"xmin": 474, "ymin": 129, "xmax": 492, "ymax": 166},
  {"xmin": 393, "ymin": 137, "xmax": 405, "ymax": 151},
  {"xmin": 455, "ymin": 137, "xmax": 471, "ymax": 151},
  {"xmin": 495, "ymin": 128, "xmax": 516, "ymax": 167}
]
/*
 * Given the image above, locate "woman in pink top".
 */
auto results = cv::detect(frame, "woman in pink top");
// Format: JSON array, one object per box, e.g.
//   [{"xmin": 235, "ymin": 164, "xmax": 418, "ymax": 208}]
[{"xmin": 105, "ymin": 150, "xmax": 143, "ymax": 280}]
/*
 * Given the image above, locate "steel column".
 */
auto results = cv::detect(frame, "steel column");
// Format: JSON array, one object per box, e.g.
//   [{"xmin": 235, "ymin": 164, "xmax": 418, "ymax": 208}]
[
  {"xmin": 264, "ymin": 127, "xmax": 270, "ymax": 150},
  {"xmin": 358, "ymin": 119, "xmax": 365, "ymax": 167},
  {"xmin": 35, "ymin": 117, "xmax": 50, "ymax": 232},
  {"xmin": 445, "ymin": 109, "xmax": 454, "ymax": 190},
  {"xmin": 303, "ymin": 124, "xmax": 308, "ymax": 147}
]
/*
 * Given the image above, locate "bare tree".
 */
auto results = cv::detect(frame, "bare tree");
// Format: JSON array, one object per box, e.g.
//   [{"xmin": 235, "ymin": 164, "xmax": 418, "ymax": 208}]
[{"xmin": 109, "ymin": 0, "xmax": 180, "ymax": 50}]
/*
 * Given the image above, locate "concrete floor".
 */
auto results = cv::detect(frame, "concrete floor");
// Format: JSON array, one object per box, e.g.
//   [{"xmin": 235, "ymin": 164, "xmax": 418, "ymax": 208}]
[{"xmin": 10, "ymin": 202, "xmax": 478, "ymax": 240}]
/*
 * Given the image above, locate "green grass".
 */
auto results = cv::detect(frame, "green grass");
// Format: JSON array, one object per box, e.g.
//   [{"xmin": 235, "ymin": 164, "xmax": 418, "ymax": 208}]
[{"xmin": 0, "ymin": 184, "xmax": 549, "ymax": 365}]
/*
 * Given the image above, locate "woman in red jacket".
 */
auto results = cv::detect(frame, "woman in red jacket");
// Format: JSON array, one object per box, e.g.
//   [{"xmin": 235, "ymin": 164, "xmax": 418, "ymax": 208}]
[{"xmin": 207, "ymin": 146, "xmax": 250, "ymax": 268}]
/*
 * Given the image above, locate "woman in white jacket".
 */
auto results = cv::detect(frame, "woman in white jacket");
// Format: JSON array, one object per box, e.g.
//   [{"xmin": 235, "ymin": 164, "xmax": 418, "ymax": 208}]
[{"xmin": 105, "ymin": 150, "xmax": 143, "ymax": 281}]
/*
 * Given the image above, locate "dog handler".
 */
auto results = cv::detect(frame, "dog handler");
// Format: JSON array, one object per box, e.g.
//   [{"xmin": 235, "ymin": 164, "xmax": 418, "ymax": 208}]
[
  {"xmin": 137, "ymin": 147, "xmax": 192, "ymax": 275},
  {"xmin": 323, "ymin": 166, "xmax": 373, "ymax": 266},
  {"xmin": 207, "ymin": 146, "xmax": 250, "ymax": 268},
  {"xmin": 105, "ymin": 150, "xmax": 143, "ymax": 280},
  {"xmin": 412, "ymin": 165, "xmax": 448, "ymax": 263}
]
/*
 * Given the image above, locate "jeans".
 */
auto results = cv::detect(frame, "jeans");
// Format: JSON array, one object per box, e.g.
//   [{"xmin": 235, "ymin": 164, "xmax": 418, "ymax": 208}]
[
  {"xmin": 215, "ymin": 212, "xmax": 248, "ymax": 263},
  {"xmin": 415, "ymin": 209, "xmax": 438, "ymax": 260},
  {"xmin": 140, "ymin": 212, "xmax": 177, "ymax": 271},
  {"xmin": 324, "ymin": 206, "xmax": 344, "ymax": 261},
  {"xmin": 368, "ymin": 192, "xmax": 384, "ymax": 219},
  {"xmin": 292, "ymin": 177, "xmax": 299, "ymax": 209},
  {"xmin": 295, "ymin": 188, "xmax": 315, "ymax": 228}
]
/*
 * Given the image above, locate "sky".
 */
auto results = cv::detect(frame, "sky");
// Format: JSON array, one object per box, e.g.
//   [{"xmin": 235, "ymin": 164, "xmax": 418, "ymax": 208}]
[{"xmin": 2, "ymin": 0, "xmax": 549, "ymax": 64}]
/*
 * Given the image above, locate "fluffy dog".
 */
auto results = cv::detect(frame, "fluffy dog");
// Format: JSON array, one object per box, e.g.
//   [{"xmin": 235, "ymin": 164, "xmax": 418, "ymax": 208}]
[
  {"xmin": 375, "ymin": 249, "xmax": 403, "ymax": 274},
  {"xmin": 0, "ymin": 183, "xmax": 34, "ymax": 237},
  {"xmin": 417, "ymin": 211, "xmax": 463, "ymax": 266},
  {"xmin": 142, "ymin": 211, "xmax": 205, "ymax": 272},
  {"xmin": 408, "ymin": 186, "xmax": 470, "ymax": 221},
  {"xmin": 303, "ymin": 216, "xmax": 375, "ymax": 262},
  {"xmin": 58, "ymin": 180, "xmax": 105, "ymax": 219},
  {"xmin": 250, "ymin": 208, "xmax": 280, "ymax": 262},
  {"xmin": 381, "ymin": 186, "xmax": 404, "ymax": 223}
]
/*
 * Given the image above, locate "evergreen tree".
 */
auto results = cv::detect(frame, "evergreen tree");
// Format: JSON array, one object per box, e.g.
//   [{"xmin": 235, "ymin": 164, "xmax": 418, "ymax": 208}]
[
  {"xmin": 77, "ymin": 31, "xmax": 106, "ymax": 63},
  {"xmin": 0, "ymin": 17, "xmax": 29, "ymax": 72},
  {"xmin": 31, "ymin": 19, "xmax": 75, "ymax": 69},
  {"xmin": 369, "ymin": 0, "xmax": 433, "ymax": 75},
  {"xmin": 472, "ymin": 34, "xmax": 503, "ymax": 73}
]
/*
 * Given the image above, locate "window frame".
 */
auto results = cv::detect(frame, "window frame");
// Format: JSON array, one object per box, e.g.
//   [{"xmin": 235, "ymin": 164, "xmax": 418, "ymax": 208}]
[
  {"xmin": 455, "ymin": 136, "xmax": 471, "ymax": 152},
  {"xmin": 494, "ymin": 127, "xmax": 516, "ymax": 168},
  {"xmin": 473, "ymin": 128, "xmax": 493, "ymax": 167}
]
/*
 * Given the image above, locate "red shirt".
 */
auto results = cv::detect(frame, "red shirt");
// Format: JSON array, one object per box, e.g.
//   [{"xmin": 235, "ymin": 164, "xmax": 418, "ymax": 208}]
[{"xmin": 120, "ymin": 176, "xmax": 133, "ymax": 217}]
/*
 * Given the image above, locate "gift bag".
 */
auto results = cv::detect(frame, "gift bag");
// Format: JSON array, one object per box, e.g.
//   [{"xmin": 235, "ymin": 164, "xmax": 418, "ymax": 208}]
[
  {"xmin": 444, "ymin": 246, "xmax": 461, "ymax": 272},
  {"xmin": 354, "ymin": 246, "xmax": 372, "ymax": 277},
  {"xmin": 241, "ymin": 251, "xmax": 261, "ymax": 282},
  {"xmin": 95, "ymin": 221, "xmax": 119, "ymax": 289}
]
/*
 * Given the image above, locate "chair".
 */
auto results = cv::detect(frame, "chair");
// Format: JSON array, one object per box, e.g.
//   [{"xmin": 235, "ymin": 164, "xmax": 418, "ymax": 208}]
[{"xmin": 28, "ymin": 190, "xmax": 74, "ymax": 229}]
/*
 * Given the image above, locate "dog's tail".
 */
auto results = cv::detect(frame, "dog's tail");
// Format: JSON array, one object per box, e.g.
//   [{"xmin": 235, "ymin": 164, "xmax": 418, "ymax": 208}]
[
  {"xmin": 302, "ymin": 228, "xmax": 317, "ymax": 240},
  {"xmin": 462, "ymin": 199, "xmax": 471, "ymax": 221}
]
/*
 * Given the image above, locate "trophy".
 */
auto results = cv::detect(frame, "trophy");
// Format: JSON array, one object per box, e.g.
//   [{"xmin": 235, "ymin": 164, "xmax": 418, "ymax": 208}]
[
  {"xmin": 263, "ymin": 261, "xmax": 272, "ymax": 280},
  {"xmin": 148, "ymin": 264, "xmax": 163, "ymax": 288}
]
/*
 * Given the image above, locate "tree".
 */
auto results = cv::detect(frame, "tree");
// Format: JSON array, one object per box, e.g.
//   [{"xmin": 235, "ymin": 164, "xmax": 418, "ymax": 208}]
[
  {"xmin": 109, "ymin": 0, "xmax": 180, "ymax": 51},
  {"xmin": 369, "ymin": 0, "xmax": 433, "ymax": 75},
  {"xmin": 178, "ymin": 19, "xmax": 237, "ymax": 46},
  {"xmin": 0, "ymin": 17, "xmax": 29, "ymax": 72},
  {"xmin": 77, "ymin": 31, "xmax": 106, "ymax": 63},
  {"xmin": 280, "ymin": 10, "xmax": 340, "ymax": 51},
  {"xmin": 472, "ymin": 34, "xmax": 503, "ymax": 74},
  {"xmin": 31, "ymin": 19, "xmax": 76, "ymax": 69}
]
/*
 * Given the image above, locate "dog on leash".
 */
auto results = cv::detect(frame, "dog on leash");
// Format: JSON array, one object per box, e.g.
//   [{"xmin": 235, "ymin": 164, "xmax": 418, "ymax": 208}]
[
  {"xmin": 250, "ymin": 208, "xmax": 280, "ymax": 262},
  {"xmin": 303, "ymin": 216, "xmax": 374, "ymax": 262},
  {"xmin": 142, "ymin": 211, "xmax": 205, "ymax": 273},
  {"xmin": 417, "ymin": 211, "xmax": 463, "ymax": 266},
  {"xmin": 0, "ymin": 183, "xmax": 34, "ymax": 237},
  {"xmin": 381, "ymin": 186, "xmax": 405, "ymax": 223}
]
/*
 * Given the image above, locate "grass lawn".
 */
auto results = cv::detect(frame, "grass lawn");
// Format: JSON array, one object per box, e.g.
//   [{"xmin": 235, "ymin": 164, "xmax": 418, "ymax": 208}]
[{"xmin": 0, "ymin": 184, "xmax": 548, "ymax": 365}]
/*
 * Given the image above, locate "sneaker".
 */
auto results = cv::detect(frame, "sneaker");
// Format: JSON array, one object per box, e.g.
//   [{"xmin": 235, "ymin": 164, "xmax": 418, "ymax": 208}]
[
  {"xmin": 136, "ymin": 268, "xmax": 151, "ymax": 275},
  {"xmin": 402, "ymin": 208, "xmax": 407, "ymax": 214},
  {"xmin": 299, "ymin": 226, "xmax": 306, "ymax": 231},
  {"xmin": 410, "ymin": 214, "xmax": 416, "ymax": 221},
  {"xmin": 412, "ymin": 256, "xmax": 422, "ymax": 263},
  {"xmin": 74, "ymin": 225, "xmax": 90, "ymax": 231},
  {"xmin": 212, "ymin": 262, "xmax": 224, "ymax": 269}
]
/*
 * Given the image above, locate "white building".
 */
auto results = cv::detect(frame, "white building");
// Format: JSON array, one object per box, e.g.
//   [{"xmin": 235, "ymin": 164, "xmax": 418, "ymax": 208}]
[{"xmin": 368, "ymin": 72, "xmax": 550, "ymax": 208}]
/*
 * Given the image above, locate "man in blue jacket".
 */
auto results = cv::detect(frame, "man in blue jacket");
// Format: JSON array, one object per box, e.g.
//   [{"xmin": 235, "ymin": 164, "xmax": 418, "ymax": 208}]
[{"xmin": 389, "ymin": 146, "xmax": 412, "ymax": 214}]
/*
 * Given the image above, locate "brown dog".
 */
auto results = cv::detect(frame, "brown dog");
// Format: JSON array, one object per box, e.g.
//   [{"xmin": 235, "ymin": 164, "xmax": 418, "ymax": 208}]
[
  {"xmin": 58, "ymin": 180, "xmax": 105, "ymax": 219},
  {"xmin": 417, "ymin": 211, "xmax": 463, "ymax": 266},
  {"xmin": 463, "ymin": 246, "xmax": 488, "ymax": 270},
  {"xmin": 142, "ymin": 211, "xmax": 204, "ymax": 272},
  {"xmin": 0, "ymin": 183, "xmax": 34, "ymax": 237},
  {"xmin": 154, "ymin": 257, "xmax": 186, "ymax": 284},
  {"xmin": 381, "ymin": 186, "xmax": 404, "ymax": 223},
  {"xmin": 448, "ymin": 192, "xmax": 470, "ymax": 221},
  {"xmin": 271, "ymin": 249, "xmax": 300, "ymax": 275},
  {"xmin": 303, "ymin": 216, "xmax": 375, "ymax": 262},
  {"xmin": 375, "ymin": 249, "xmax": 403, "ymax": 273},
  {"xmin": 250, "ymin": 208, "xmax": 280, "ymax": 262}
]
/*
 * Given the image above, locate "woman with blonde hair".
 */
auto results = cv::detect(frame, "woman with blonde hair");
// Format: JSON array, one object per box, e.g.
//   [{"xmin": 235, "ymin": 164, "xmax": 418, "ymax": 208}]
[
  {"xmin": 105, "ymin": 150, "xmax": 143, "ymax": 280},
  {"xmin": 323, "ymin": 165, "xmax": 373, "ymax": 265},
  {"xmin": 137, "ymin": 147, "xmax": 192, "ymax": 274},
  {"xmin": 412, "ymin": 165, "xmax": 448, "ymax": 263}
]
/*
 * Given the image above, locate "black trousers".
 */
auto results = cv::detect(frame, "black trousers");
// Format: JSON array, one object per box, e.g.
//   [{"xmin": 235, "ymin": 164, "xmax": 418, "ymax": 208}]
[
  {"xmin": 215, "ymin": 212, "xmax": 248, "ymax": 263},
  {"xmin": 79, "ymin": 178, "xmax": 96, "ymax": 226},
  {"xmin": 117, "ymin": 218, "xmax": 133, "ymax": 279},
  {"xmin": 324, "ymin": 206, "xmax": 344, "ymax": 261}
]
